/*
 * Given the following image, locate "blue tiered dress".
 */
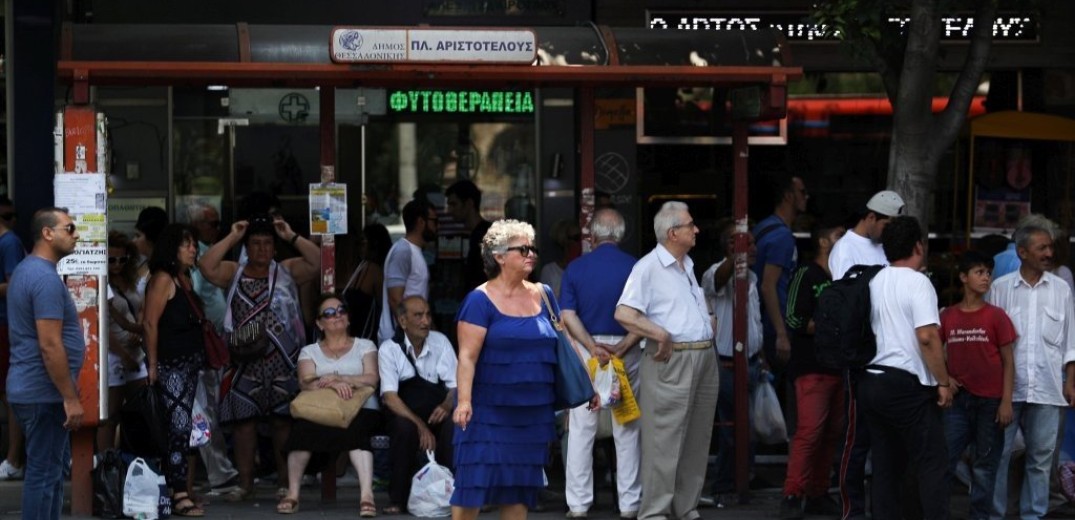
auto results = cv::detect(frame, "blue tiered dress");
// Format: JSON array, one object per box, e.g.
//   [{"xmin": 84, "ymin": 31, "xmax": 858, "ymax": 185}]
[{"xmin": 451, "ymin": 286, "xmax": 559, "ymax": 509}]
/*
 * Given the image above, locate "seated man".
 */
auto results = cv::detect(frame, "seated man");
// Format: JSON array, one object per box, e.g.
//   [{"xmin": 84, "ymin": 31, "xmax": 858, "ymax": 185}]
[{"xmin": 378, "ymin": 295, "xmax": 457, "ymax": 514}]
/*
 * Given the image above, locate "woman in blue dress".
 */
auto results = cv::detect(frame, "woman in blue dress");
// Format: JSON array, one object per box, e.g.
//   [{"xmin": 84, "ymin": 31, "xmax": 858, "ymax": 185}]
[{"xmin": 453, "ymin": 219, "xmax": 564, "ymax": 520}]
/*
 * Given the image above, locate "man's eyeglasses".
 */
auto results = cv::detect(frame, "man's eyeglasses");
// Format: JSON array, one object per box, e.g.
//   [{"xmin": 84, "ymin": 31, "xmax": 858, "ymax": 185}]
[
  {"xmin": 108, "ymin": 256, "xmax": 129, "ymax": 265},
  {"xmin": 505, "ymin": 245, "xmax": 539, "ymax": 256},
  {"xmin": 53, "ymin": 223, "xmax": 77, "ymax": 235},
  {"xmin": 318, "ymin": 306, "xmax": 349, "ymax": 320},
  {"xmin": 671, "ymin": 221, "xmax": 695, "ymax": 231}
]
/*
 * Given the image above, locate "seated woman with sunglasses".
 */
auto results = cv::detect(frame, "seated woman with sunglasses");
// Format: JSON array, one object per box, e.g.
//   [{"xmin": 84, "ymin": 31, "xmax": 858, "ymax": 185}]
[
  {"xmin": 277, "ymin": 294, "xmax": 382, "ymax": 515},
  {"xmin": 198, "ymin": 214, "xmax": 321, "ymax": 500}
]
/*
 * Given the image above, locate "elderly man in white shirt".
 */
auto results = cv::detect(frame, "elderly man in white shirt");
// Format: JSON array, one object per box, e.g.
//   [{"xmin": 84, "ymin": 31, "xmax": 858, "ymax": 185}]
[
  {"xmin": 987, "ymin": 220, "xmax": 1075, "ymax": 520},
  {"xmin": 615, "ymin": 201, "xmax": 718, "ymax": 520},
  {"xmin": 378, "ymin": 295, "xmax": 458, "ymax": 515}
]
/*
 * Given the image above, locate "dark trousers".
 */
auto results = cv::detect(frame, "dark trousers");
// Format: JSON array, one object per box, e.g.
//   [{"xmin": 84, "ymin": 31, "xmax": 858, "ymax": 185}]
[
  {"xmin": 858, "ymin": 368, "xmax": 949, "ymax": 520},
  {"xmin": 839, "ymin": 371, "xmax": 870, "ymax": 520},
  {"xmin": 386, "ymin": 413, "xmax": 454, "ymax": 509}
]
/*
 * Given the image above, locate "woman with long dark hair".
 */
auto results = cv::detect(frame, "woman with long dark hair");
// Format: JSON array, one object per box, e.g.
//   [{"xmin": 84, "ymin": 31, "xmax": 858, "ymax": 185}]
[
  {"xmin": 343, "ymin": 223, "xmax": 392, "ymax": 341},
  {"xmin": 143, "ymin": 224, "xmax": 206, "ymax": 517}
]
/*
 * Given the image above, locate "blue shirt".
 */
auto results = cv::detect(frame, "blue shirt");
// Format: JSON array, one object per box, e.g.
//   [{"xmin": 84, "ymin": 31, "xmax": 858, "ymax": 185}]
[
  {"xmin": 193, "ymin": 241, "xmax": 226, "ymax": 333},
  {"xmin": 993, "ymin": 242, "xmax": 1020, "ymax": 280},
  {"xmin": 560, "ymin": 243, "xmax": 636, "ymax": 336},
  {"xmin": 6, "ymin": 255, "xmax": 86, "ymax": 404},
  {"xmin": 0, "ymin": 231, "xmax": 26, "ymax": 323},
  {"xmin": 751, "ymin": 214, "xmax": 798, "ymax": 335}
]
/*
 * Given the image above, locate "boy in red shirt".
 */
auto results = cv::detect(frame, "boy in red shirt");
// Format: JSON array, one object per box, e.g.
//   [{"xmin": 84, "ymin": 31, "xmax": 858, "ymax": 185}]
[{"xmin": 941, "ymin": 251, "xmax": 1017, "ymax": 520}]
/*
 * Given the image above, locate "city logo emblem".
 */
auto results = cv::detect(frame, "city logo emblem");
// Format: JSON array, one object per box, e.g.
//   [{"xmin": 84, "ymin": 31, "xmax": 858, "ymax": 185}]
[{"xmin": 338, "ymin": 30, "xmax": 363, "ymax": 51}]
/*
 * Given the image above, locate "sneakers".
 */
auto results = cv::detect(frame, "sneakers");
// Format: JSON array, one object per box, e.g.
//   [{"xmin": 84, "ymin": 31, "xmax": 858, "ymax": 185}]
[
  {"xmin": 0, "ymin": 459, "xmax": 23, "ymax": 480},
  {"xmin": 779, "ymin": 495, "xmax": 804, "ymax": 520},
  {"xmin": 804, "ymin": 494, "xmax": 842, "ymax": 516},
  {"xmin": 565, "ymin": 511, "xmax": 588, "ymax": 519}
]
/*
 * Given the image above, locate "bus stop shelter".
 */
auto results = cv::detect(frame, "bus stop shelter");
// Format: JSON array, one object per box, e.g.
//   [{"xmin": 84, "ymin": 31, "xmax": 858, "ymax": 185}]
[{"xmin": 56, "ymin": 23, "xmax": 801, "ymax": 514}]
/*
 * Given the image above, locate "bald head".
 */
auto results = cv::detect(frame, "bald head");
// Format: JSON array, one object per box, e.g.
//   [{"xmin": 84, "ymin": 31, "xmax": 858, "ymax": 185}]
[{"xmin": 591, "ymin": 208, "xmax": 625, "ymax": 243}]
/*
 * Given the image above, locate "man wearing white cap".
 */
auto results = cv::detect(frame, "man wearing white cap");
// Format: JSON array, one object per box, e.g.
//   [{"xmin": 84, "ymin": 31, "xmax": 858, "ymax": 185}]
[
  {"xmin": 829, "ymin": 190, "xmax": 905, "ymax": 280},
  {"xmin": 829, "ymin": 189, "xmax": 905, "ymax": 520}
]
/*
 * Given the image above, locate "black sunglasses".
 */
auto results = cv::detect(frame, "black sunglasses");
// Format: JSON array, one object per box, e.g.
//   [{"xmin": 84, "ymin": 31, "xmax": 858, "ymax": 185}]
[
  {"xmin": 108, "ymin": 255, "xmax": 129, "ymax": 265},
  {"xmin": 318, "ymin": 305, "xmax": 349, "ymax": 320},
  {"xmin": 505, "ymin": 245, "xmax": 539, "ymax": 256},
  {"xmin": 53, "ymin": 223, "xmax": 77, "ymax": 235},
  {"xmin": 0, "ymin": 212, "xmax": 14, "ymax": 221}
]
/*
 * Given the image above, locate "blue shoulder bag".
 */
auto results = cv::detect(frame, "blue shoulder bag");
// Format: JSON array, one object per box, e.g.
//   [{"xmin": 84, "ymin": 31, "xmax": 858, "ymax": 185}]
[{"xmin": 538, "ymin": 286, "xmax": 595, "ymax": 410}]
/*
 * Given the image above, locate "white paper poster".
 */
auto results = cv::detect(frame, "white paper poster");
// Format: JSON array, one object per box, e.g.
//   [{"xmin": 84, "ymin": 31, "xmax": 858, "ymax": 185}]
[
  {"xmin": 55, "ymin": 173, "xmax": 108, "ymax": 276},
  {"xmin": 309, "ymin": 183, "xmax": 348, "ymax": 236}
]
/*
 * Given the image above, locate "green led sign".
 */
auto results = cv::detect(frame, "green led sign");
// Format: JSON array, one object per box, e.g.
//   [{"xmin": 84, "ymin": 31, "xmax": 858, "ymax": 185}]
[{"xmin": 388, "ymin": 90, "xmax": 534, "ymax": 114}]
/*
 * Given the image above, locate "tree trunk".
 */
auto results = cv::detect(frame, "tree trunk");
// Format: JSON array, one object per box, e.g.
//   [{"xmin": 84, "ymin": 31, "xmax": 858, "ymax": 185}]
[{"xmin": 888, "ymin": 0, "xmax": 942, "ymax": 232}]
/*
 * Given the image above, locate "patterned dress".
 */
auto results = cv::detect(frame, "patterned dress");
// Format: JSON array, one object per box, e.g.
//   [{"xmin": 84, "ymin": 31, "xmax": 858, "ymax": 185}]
[
  {"xmin": 219, "ymin": 261, "xmax": 305, "ymax": 422},
  {"xmin": 450, "ymin": 285, "xmax": 558, "ymax": 509}
]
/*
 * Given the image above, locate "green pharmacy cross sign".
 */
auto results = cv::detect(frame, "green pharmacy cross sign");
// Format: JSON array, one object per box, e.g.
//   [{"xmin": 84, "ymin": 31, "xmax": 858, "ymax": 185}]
[{"xmin": 388, "ymin": 90, "xmax": 535, "ymax": 114}]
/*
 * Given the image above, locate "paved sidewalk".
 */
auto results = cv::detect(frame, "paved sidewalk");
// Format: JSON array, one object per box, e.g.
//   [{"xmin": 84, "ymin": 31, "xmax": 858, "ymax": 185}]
[{"xmin": 0, "ymin": 478, "xmax": 794, "ymax": 519}]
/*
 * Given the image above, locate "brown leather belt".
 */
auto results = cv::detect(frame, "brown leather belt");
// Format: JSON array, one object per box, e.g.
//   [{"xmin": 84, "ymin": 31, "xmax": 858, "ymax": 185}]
[{"xmin": 672, "ymin": 340, "xmax": 712, "ymax": 351}]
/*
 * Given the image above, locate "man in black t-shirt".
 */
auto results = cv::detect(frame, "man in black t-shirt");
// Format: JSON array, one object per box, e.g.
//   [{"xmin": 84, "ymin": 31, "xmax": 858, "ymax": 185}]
[
  {"xmin": 446, "ymin": 180, "xmax": 492, "ymax": 293},
  {"xmin": 780, "ymin": 221, "xmax": 846, "ymax": 519}
]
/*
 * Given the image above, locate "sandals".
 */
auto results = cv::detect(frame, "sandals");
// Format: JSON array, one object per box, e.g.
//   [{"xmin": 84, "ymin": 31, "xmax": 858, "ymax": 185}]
[
  {"xmin": 276, "ymin": 497, "xmax": 300, "ymax": 514},
  {"xmin": 173, "ymin": 493, "xmax": 206, "ymax": 517},
  {"xmin": 382, "ymin": 504, "xmax": 403, "ymax": 515},
  {"xmin": 361, "ymin": 500, "xmax": 378, "ymax": 518}
]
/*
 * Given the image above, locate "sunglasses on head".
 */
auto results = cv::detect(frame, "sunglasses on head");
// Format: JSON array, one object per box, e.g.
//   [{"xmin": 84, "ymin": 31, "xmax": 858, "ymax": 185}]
[
  {"xmin": 108, "ymin": 255, "xmax": 129, "ymax": 265},
  {"xmin": 504, "ymin": 245, "xmax": 539, "ymax": 256},
  {"xmin": 318, "ymin": 305, "xmax": 349, "ymax": 320}
]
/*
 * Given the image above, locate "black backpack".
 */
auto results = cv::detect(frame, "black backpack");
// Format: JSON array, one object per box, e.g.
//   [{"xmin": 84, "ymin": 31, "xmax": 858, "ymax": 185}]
[{"xmin": 814, "ymin": 264, "xmax": 885, "ymax": 370}]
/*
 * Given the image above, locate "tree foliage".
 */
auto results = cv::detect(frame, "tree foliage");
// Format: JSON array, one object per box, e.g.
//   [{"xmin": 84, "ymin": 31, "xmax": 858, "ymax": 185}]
[{"xmin": 810, "ymin": 0, "xmax": 1034, "ymax": 233}]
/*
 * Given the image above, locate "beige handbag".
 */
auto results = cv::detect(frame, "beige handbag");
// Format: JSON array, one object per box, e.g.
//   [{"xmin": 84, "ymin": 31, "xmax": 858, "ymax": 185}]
[{"xmin": 289, "ymin": 386, "xmax": 374, "ymax": 429}]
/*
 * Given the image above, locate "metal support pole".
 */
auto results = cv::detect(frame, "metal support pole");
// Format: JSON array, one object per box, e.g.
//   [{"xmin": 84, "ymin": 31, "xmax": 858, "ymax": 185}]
[
  {"xmin": 578, "ymin": 87, "xmax": 595, "ymax": 249},
  {"xmin": 732, "ymin": 122, "xmax": 751, "ymax": 500},
  {"xmin": 318, "ymin": 86, "xmax": 338, "ymax": 500}
]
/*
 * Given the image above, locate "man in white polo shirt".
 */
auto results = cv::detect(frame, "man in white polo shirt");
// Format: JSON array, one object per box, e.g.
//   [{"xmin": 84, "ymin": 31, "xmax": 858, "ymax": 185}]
[
  {"xmin": 856, "ymin": 215, "xmax": 953, "ymax": 520},
  {"xmin": 615, "ymin": 201, "xmax": 718, "ymax": 520},
  {"xmin": 378, "ymin": 295, "xmax": 457, "ymax": 515},
  {"xmin": 379, "ymin": 198, "xmax": 438, "ymax": 345}
]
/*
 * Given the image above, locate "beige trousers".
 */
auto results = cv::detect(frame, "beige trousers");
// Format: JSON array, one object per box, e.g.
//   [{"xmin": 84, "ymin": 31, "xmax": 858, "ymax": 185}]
[{"xmin": 637, "ymin": 346, "xmax": 719, "ymax": 520}]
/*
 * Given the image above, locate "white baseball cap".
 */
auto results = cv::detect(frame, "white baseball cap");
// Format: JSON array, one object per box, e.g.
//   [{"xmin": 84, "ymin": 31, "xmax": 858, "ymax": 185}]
[{"xmin": 866, "ymin": 190, "xmax": 905, "ymax": 217}]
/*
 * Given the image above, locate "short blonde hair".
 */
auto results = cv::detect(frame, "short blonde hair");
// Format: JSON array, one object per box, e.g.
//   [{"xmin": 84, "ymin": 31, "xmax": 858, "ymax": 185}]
[{"xmin": 482, "ymin": 219, "xmax": 536, "ymax": 279}]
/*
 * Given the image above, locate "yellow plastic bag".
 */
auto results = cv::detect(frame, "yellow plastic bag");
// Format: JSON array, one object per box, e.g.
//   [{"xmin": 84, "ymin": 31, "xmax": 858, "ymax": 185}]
[{"xmin": 587, "ymin": 357, "xmax": 641, "ymax": 425}]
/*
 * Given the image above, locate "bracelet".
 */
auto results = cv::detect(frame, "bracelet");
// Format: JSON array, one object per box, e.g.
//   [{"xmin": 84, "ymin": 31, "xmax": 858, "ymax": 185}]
[
  {"xmin": 938, "ymin": 383, "xmax": 950, "ymax": 387},
  {"xmin": 289, "ymin": 234, "xmax": 300, "ymax": 246}
]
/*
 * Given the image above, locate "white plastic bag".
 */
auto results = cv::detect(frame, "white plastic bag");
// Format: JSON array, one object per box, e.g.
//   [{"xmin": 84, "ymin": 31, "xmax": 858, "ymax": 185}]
[
  {"xmin": 408, "ymin": 450, "xmax": 454, "ymax": 517},
  {"xmin": 189, "ymin": 383, "xmax": 211, "ymax": 448},
  {"xmin": 593, "ymin": 362, "xmax": 620, "ymax": 408},
  {"xmin": 122, "ymin": 457, "xmax": 161, "ymax": 519},
  {"xmin": 751, "ymin": 377, "xmax": 787, "ymax": 445}
]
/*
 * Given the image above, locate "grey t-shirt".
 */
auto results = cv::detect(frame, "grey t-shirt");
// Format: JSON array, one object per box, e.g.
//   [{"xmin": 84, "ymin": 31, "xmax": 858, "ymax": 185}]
[{"xmin": 6, "ymin": 256, "xmax": 86, "ymax": 404}]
